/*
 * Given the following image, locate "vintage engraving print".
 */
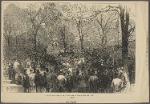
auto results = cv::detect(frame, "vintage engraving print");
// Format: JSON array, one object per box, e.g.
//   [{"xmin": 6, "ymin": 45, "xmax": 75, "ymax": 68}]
[{"xmin": 1, "ymin": 1, "xmax": 149, "ymax": 103}]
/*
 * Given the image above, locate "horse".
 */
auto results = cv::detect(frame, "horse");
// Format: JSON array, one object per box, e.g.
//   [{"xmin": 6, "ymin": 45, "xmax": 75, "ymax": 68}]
[
  {"xmin": 111, "ymin": 77, "xmax": 123, "ymax": 93},
  {"xmin": 57, "ymin": 72, "xmax": 67, "ymax": 92}
]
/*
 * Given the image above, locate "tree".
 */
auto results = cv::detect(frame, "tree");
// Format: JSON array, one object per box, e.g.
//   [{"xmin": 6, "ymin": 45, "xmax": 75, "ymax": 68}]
[
  {"xmin": 38, "ymin": 3, "xmax": 63, "ymax": 52},
  {"xmin": 93, "ymin": 10, "xmax": 119, "ymax": 59},
  {"xmin": 56, "ymin": 17, "xmax": 76, "ymax": 55},
  {"xmin": 119, "ymin": 6, "xmax": 135, "ymax": 66},
  {"xmin": 61, "ymin": 3, "xmax": 93, "ymax": 53},
  {"xmin": 95, "ymin": 5, "xmax": 135, "ymax": 63},
  {"xmin": 4, "ymin": 15, "xmax": 13, "ymax": 58},
  {"xmin": 4, "ymin": 4, "xmax": 28, "ymax": 61},
  {"xmin": 24, "ymin": 3, "xmax": 61, "ymax": 63},
  {"xmin": 59, "ymin": 24, "xmax": 67, "ymax": 53},
  {"xmin": 24, "ymin": 4, "xmax": 45, "ymax": 62}
]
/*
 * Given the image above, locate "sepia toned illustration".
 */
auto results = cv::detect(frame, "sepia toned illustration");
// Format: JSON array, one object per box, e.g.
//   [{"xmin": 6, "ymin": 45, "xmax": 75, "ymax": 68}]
[{"xmin": 2, "ymin": 1, "xmax": 136, "ymax": 93}]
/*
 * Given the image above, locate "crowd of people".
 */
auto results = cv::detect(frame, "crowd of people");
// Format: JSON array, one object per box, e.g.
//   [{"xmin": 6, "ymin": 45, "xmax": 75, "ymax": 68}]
[{"xmin": 6, "ymin": 58, "xmax": 131, "ymax": 93}]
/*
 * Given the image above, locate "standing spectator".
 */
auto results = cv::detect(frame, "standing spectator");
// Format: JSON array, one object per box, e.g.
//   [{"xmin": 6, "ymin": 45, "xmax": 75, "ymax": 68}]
[
  {"xmin": 29, "ymin": 70, "xmax": 36, "ymax": 93},
  {"xmin": 8, "ymin": 63, "xmax": 16, "ymax": 83},
  {"xmin": 41, "ymin": 72, "xmax": 47, "ymax": 92},
  {"xmin": 46, "ymin": 69, "xmax": 51, "ymax": 92},
  {"xmin": 23, "ymin": 70, "xmax": 30, "ymax": 93},
  {"xmin": 19, "ymin": 62, "xmax": 25, "ymax": 74},
  {"xmin": 8, "ymin": 63, "xmax": 12, "ymax": 79},
  {"xmin": 35, "ymin": 70, "xmax": 42, "ymax": 93},
  {"xmin": 73, "ymin": 70, "xmax": 82, "ymax": 92},
  {"xmin": 101, "ymin": 69, "xmax": 110, "ymax": 92},
  {"xmin": 65, "ymin": 71, "xmax": 73, "ymax": 92},
  {"xmin": 7, "ymin": 63, "xmax": 13, "ymax": 80},
  {"xmin": 47, "ymin": 69, "xmax": 58, "ymax": 92},
  {"xmin": 16, "ymin": 72, "xmax": 23, "ymax": 85},
  {"xmin": 13, "ymin": 59, "xmax": 20, "ymax": 73},
  {"xmin": 119, "ymin": 66, "xmax": 130, "ymax": 93}
]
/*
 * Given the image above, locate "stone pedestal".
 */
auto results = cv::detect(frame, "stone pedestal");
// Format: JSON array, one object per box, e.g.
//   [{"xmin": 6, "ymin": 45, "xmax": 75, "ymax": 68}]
[
  {"xmin": 3, "ymin": 75, "xmax": 24, "ymax": 93},
  {"xmin": 2, "ymin": 84, "xmax": 24, "ymax": 93},
  {"xmin": 3, "ymin": 80, "xmax": 12, "ymax": 84}
]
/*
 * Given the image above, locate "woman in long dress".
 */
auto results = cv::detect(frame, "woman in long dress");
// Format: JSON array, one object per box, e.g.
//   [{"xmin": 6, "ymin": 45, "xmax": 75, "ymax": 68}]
[{"xmin": 120, "ymin": 68, "xmax": 130, "ymax": 93}]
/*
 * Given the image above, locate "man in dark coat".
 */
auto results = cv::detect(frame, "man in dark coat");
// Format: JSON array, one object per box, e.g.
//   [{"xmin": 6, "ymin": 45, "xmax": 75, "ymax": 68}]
[
  {"xmin": 100, "ymin": 69, "xmax": 110, "ymax": 93},
  {"xmin": 23, "ymin": 70, "xmax": 30, "ymax": 93},
  {"xmin": 65, "ymin": 71, "xmax": 73, "ymax": 92},
  {"xmin": 72, "ymin": 70, "xmax": 82, "ymax": 92},
  {"xmin": 41, "ymin": 72, "xmax": 47, "ymax": 92},
  {"xmin": 47, "ymin": 70, "xmax": 58, "ymax": 92},
  {"xmin": 8, "ymin": 63, "xmax": 16, "ymax": 83},
  {"xmin": 34, "ymin": 70, "xmax": 42, "ymax": 93},
  {"xmin": 8, "ymin": 63, "xmax": 12, "ymax": 80}
]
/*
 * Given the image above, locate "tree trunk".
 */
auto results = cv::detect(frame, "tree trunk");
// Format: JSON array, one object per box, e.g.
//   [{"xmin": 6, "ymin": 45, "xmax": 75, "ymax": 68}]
[
  {"xmin": 76, "ymin": 20, "xmax": 84, "ymax": 54},
  {"xmin": 34, "ymin": 34, "xmax": 37, "ymax": 54},
  {"xmin": 125, "ymin": 11, "xmax": 129, "ymax": 61},
  {"xmin": 7, "ymin": 36, "xmax": 10, "ymax": 62},
  {"xmin": 124, "ymin": 9, "xmax": 129, "ymax": 75},
  {"xmin": 80, "ymin": 28, "xmax": 84, "ymax": 53},
  {"xmin": 33, "ymin": 30, "xmax": 38, "ymax": 70},
  {"xmin": 80, "ymin": 38, "xmax": 84, "ymax": 53},
  {"xmin": 16, "ymin": 35, "xmax": 18, "ymax": 59},
  {"xmin": 120, "ymin": 6, "xmax": 129, "ymax": 64},
  {"xmin": 120, "ymin": 6, "xmax": 130, "ymax": 81},
  {"xmin": 120, "ymin": 6, "xmax": 126, "ymax": 65},
  {"xmin": 63, "ymin": 25, "xmax": 67, "ymax": 53}
]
